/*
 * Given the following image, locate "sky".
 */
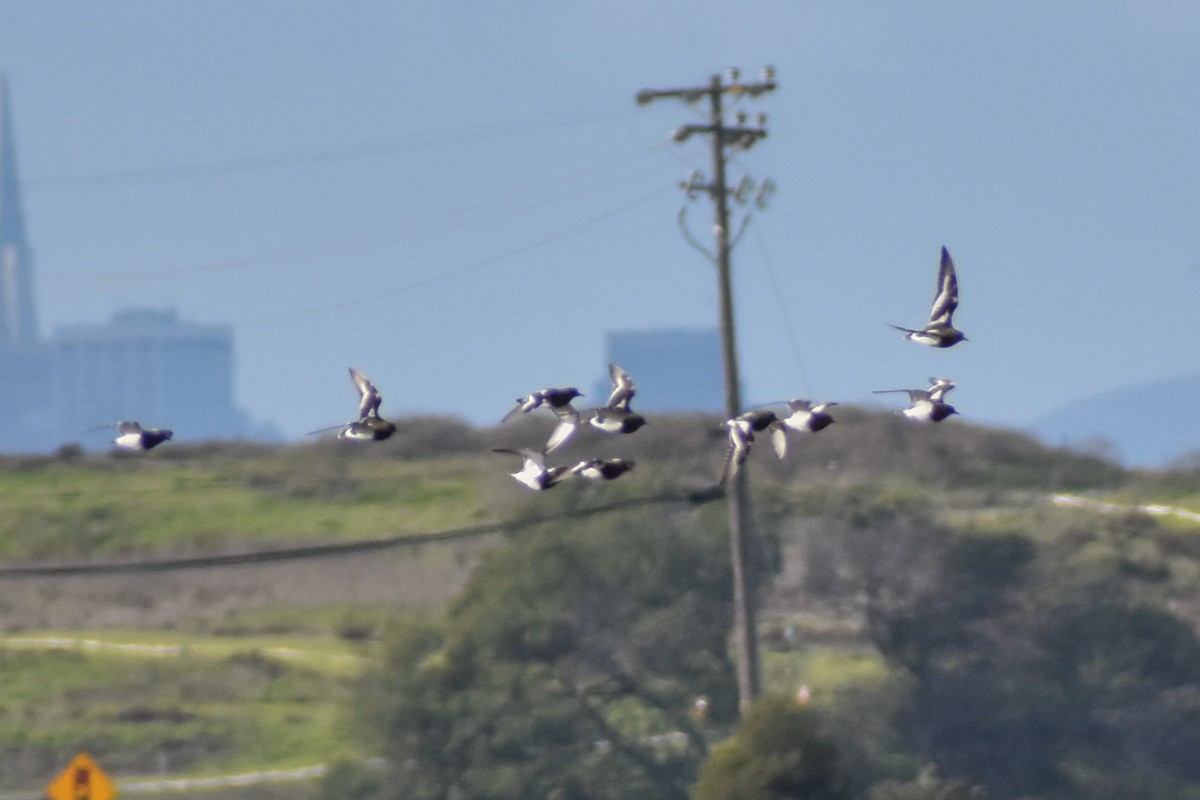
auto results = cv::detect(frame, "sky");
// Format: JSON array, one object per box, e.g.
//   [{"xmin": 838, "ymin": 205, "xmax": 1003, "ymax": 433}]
[{"xmin": 1, "ymin": 2, "xmax": 1198, "ymax": 446}]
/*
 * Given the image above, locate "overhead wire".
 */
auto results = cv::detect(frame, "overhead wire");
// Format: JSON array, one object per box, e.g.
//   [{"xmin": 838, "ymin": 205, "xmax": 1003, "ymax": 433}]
[
  {"xmin": 22, "ymin": 102, "xmax": 637, "ymax": 191},
  {"xmin": 749, "ymin": 216, "xmax": 813, "ymax": 397},
  {"xmin": 236, "ymin": 179, "xmax": 677, "ymax": 327},
  {"xmin": 85, "ymin": 141, "xmax": 677, "ymax": 286},
  {"xmin": 0, "ymin": 487, "xmax": 722, "ymax": 578},
  {"xmin": 32, "ymin": 102, "xmax": 697, "ymax": 342}
]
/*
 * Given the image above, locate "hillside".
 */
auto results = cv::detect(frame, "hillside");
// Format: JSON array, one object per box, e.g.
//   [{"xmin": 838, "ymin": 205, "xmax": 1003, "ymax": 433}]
[
  {"xmin": 1028, "ymin": 372, "xmax": 1200, "ymax": 468},
  {"xmin": 2, "ymin": 411, "xmax": 1199, "ymax": 798}
]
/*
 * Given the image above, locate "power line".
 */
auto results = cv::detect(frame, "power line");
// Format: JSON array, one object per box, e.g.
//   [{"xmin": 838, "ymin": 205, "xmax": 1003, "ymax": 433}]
[
  {"xmin": 83, "ymin": 144, "xmax": 676, "ymax": 286},
  {"xmin": 236, "ymin": 180, "xmax": 677, "ymax": 327},
  {"xmin": 0, "ymin": 487, "xmax": 722, "ymax": 579},
  {"xmin": 22, "ymin": 104, "xmax": 636, "ymax": 191},
  {"xmin": 749, "ymin": 217, "xmax": 813, "ymax": 396}
]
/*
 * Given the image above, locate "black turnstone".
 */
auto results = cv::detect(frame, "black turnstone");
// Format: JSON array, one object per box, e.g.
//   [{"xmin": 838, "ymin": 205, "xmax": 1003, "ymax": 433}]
[
  {"xmin": 773, "ymin": 399, "xmax": 837, "ymax": 458},
  {"xmin": 337, "ymin": 415, "xmax": 398, "ymax": 442},
  {"xmin": 493, "ymin": 448, "xmax": 575, "ymax": 491},
  {"xmin": 889, "ymin": 246, "xmax": 966, "ymax": 348},
  {"xmin": 308, "ymin": 368, "xmax": 397, "ymax": 441},
  {"xmin": 588, "ymin": 364, "xmax": 646, "ymax": 435},
  {"xmin": 720, "ymin": 409, "xmax": 785, "ymax": 484},
  {"xmin": 502, "ymin": 386, "xmax": 583, "ymax": 423},
  {"xmin": 779, "ymin": 399, "xmax": 837, "ymax": 434},
  {"xmin": 873, "ymin": 387, "xmax": 958, "ymax": 422},
  {"xmin": 570, "ymin": 457, "xmax": 635, "ymax": 482},
  {"xmin": 502, "ymin": 385, "xmax": 584, "ymax": 453},
  {"xmin": 97, "ymin": 421, "xmax": 173, "ymax": 451}
]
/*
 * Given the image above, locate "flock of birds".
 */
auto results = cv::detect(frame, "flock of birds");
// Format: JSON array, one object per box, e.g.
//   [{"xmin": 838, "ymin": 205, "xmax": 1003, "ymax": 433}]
[
  {"xmin": 713, "ymin": 244, "xmax": 965, "ymax": 485},
  {"xmin": 90, "ymin": 246, "xmax": 967, "ymax": 491}
]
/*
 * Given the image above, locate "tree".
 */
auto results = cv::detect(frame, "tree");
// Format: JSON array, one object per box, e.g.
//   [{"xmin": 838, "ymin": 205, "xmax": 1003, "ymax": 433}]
[
  {"xmin": 866, "ymin": 528, "xmax": 1200, "ymax": 800},
  {"xmin": 868, "ymin": 767, "xmax": 986, "ymax": 800},
  {"xmin": 336, "ymin": 502, "xmax": 745, "ymax": 800},
  {"xmin": 692, "ymin": 694, "xmax": 849, "ymax": 800}
]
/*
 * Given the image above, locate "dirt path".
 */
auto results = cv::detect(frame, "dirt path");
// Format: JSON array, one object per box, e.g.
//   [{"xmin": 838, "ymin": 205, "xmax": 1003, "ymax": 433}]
[{"xmin": 1051, "ymin": 493, "xmax": 1200, "ymax": 523}]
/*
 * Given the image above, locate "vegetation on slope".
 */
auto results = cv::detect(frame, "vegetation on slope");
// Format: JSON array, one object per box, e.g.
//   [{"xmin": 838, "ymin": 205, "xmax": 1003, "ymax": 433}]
[{"xmin": 2, "ymin": 412, "xmax": 1200, "ymax": 799}]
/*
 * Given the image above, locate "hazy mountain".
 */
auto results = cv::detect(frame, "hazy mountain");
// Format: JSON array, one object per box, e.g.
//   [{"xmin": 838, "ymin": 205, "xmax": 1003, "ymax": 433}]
[{"xmin": 1028, "ymin": 373, "xmax": 1200, "ymax": 468}]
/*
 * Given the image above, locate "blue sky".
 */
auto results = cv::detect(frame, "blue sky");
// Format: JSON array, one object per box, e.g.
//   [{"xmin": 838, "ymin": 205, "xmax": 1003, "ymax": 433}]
[{"xmin": 1, "ymin": 2, "xmax": 1198, "ymax": 442}]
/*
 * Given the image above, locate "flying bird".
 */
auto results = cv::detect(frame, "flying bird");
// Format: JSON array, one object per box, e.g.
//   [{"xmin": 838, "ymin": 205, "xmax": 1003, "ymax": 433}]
[
  {"xmin": 773, "ymin": 399, "xmax": 837, "ymax": 458},
  {"xmin": 502, "ymin": 386, "xmax": 583, "ymax": 422},
  {"xmin": 309, "ymin": 368, "xmax": 397, "ymax": 441},
  {"xmin": 889, "ymin": 246, "xmax": 966, "ymax": 348},
  {"xmin": 588, "ymin": 364, "xmax": 645, "ymax": 435},
  {"xmin": 88, "ymin": 421, "xmax": 174, "ymax": 451},
  {"xmin": 926, "ymin": 376, "xmax": 956, "ymax": 402},
  {"xmin": 571, "ymin": 457, "xmax": 635, "ymax": 482},
  {"xmin": 349, "ymin": 367, "xmax": 384, "ymax": 419},
  {"xmin": 493, "ymin": 448, "xmax": 576, "ymax": 491},
  {"xmin": 873, "ymin": 387, "xmax": 958, "ymax": 422},
  {"xmin": 502, "ymin": 386, "xmax": 584, "ymax": 453},
  {"xmin": 721, "ymin": 409, "xmax": 786, "ymax": 484},
  {"xmin": 779, "ymin": 399, "xmax": 837, "ymax": 434}
]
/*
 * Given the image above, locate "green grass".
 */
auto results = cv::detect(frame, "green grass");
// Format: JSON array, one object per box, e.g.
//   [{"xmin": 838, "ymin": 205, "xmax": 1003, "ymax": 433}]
[
  {"xmin": 0, "ymin": 630, "xmax": 368, "ymax": 676},
  {"xmin": 762, "ymin": 645, "xmax": 891, "ymax": 700},
  {"xmin": 180, "ymin": 602, "xmax": 423, "ymax": 641},
  {"xmin": 0, "ymin": 433, "xmax": 1191, "ymax": 795},
  {"xmin": 0, "ymin": 451, "xmax": 477, "ymax": 791},
  {"xmin": 0, "ymin": 455, "xmax": 493, "ymax": 561},
  {"xmin": 0, "ymin": 629, "xmax": 367, "ymax": 789}
]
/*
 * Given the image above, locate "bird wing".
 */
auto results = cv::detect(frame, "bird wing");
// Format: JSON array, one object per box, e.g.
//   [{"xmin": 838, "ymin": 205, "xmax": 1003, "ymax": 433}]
[
  {"xmin": 349, "ymin": 368, "xmax": 383, "ymax": 418},
  {"xmin": 927, "ymin": 377, "xmax": 956, "ymax": 401},
  {"xmin": 116, "ymin": 421, "xmax": 144, "ymax": 435},
  {"xmin": 550, "ymin": 402, "xmax": 581, "ymax": 424},
  {"xmin": 493, "ymin": 447, "xmax": 545, "ymax": 469},
  {"xmin": 770, "ymin": 424, "xmax": 788, "ymax": 459},
  {"xmin": 544, "ymin": 418, "xmax": 579, "ymax": 454},
  {"xmin": 786, "ymin": 398, "xmax": 814, "ymax": 413},
  {"xmin": 874, "ymin": 389, "xmax": 931, "ymax": 403},
  {"xmin": 501, "ymin": 394, "xmax": 538, "ymax": 423},
  {"xmin": 720, "ymin": 442, "xmax": 747, "ymax": 484},
  {"xmin": 307, "ymin": 422, "xmax": 352, "ymax": 435},
  {"xmin": 928, "ymin": 247, "xmax": 959, "ymax": 325},
  {"xmin": 544, "ymin": 466, "xmax": 577, "ymax": 488},
  {"xmin": 720, "ymin": 425, "xmax": 753, "ymax": 484},
  {"xmin": 605, "ymin": 363, "xmax": 636, "ymax": 410}
]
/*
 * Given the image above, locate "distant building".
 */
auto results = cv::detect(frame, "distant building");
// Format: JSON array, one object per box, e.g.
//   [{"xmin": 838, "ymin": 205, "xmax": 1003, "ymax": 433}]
[
  {"xmin": 0, "ymin": 74, "xmax": 50, "ymax": 450},
  {"xmin": 595, "ymin": 328, "xmax": 727, "ymax": 413},
  {"xmin": 0, "ymin": 75, "xmax": 37, "ymax": 344},
  {"xmin": 0, "ymin": 341, "xmax": 53, "ymax": 450},
  {"xmin": 53, "ymin": 309, "xmax": 252, "ymax": 442},
  {"xmin": 0, "ymin": 74, "xmax": 259, "ymax": 453}
]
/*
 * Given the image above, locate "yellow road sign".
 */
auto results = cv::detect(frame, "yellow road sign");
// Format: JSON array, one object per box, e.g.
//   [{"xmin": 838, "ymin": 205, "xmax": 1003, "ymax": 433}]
[{"xmin": 45, "ymin": 752, "xmax": 117, "ymax": 800}]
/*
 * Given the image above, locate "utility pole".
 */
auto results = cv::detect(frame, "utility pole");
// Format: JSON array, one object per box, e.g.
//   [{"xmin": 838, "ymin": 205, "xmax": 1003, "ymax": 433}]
[{"xmin": 636, "ymin": 67, "xmax": 776, "ymax": 710}]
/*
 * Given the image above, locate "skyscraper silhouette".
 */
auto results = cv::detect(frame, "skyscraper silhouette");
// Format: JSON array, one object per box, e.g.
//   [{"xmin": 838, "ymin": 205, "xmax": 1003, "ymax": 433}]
[
  {"xmin": 0, "ymin": 75, "xmax": 264, "ymax": 452},
  {"xmin": 0, "ymin": 74, "xmax": 39, "ymax": 343}
]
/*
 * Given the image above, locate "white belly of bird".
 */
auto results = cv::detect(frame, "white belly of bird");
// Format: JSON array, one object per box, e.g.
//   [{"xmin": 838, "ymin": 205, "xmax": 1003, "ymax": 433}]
[
  {"xmin": 902, "ymin": 401, "xmax": 935, "ymax": 422},
  {"xmin": 589, "ymin": 415, "xmax": 624, "ymax": 433},
  {"xmin": 115, "ymin": 433, "xmax": 144, "ymax": 450}
]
